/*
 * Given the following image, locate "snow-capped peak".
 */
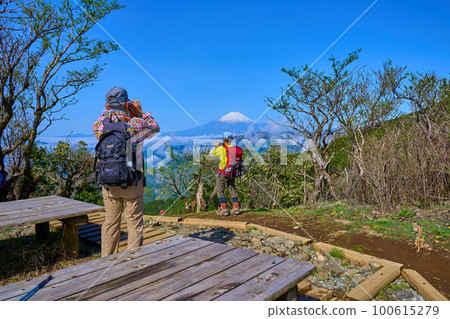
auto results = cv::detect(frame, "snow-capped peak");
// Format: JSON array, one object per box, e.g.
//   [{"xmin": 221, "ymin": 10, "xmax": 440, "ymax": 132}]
[{"xmin": 218, "ymin": 112, "xmax": 252, "ymax": 123}]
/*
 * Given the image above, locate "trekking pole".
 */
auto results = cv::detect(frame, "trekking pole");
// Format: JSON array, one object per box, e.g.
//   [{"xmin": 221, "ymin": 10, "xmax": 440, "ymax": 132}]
[{"xmin": 19, "ymin": 275, "xmax": 53, "ymax": 301}]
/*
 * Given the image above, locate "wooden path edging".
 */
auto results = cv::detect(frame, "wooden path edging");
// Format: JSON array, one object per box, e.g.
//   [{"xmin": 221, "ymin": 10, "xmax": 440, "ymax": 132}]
[
  {"xmin": 313, "ymin": 242, "xmax": 403, "ymax": 267},
  {"xmin": 401, "ymin": 269, "xmax": 448, "ymax": 301},
  {"xmin": 144, "ymin": 216, "xmax": 183, "ymax": 223},
  {"xmin": 346, "ymin": 263, "xmax": 403, "ymax": 301},
  {"xmin": 246, "ymin": 223, "xmax": 312, "ymax": 245},
  {"xmin": 182, "ymin": 218, "xmax": 249, "ymax": 230}
]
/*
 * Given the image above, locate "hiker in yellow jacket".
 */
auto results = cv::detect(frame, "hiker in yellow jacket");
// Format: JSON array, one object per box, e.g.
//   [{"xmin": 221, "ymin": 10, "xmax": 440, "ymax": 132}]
[{"xmin": 210, "ymin": 132, "xmax": 241, "ymax": 216}]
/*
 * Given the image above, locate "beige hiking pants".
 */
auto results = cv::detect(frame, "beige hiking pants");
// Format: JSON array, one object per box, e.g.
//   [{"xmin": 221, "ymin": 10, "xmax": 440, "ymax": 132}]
[{"xmin": 101, "ymin": 179, "xmax": 144, "ymax": 257}]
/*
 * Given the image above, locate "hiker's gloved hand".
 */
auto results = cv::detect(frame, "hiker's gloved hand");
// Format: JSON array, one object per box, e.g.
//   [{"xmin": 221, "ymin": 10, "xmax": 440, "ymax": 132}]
[
  {"xmin": 128, "ymin": 99, "xmax": 143, "ymax": 118},
  {"xmin": 214, "ymin": 141, "xmax": 220, "ymax": 148}
]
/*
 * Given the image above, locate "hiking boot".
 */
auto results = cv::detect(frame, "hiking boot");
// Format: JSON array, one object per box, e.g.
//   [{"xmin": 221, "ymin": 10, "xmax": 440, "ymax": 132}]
[
  {"xmin": 230, "ymin": 208, "xmax": 241, "ymax": 215},
  {"xmin": 216, "ymin": 207, "xmax": 230, "ymax": 216}
]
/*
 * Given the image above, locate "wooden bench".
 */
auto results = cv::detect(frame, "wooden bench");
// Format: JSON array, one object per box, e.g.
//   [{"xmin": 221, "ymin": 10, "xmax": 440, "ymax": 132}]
[
  {"xmin": 0, "ymin": 195, "xmax": 103, "ymax": 256},
  {"xmin": 0, "ymin": 235, "xmax": 315, "ymax": 301}
]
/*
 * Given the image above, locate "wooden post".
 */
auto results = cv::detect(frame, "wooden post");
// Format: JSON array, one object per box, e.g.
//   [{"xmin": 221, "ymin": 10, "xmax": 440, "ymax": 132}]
[
  {"xmin": 62, "ymin": 217, "xmax": 79, "ymax": 257},
  {"xmin": 276, "ymin": 286, "xmax": 298, "ymax": 301},
  {"xmin": 35, "ymin": 222, "xmax": 50, "ymax": 241}
]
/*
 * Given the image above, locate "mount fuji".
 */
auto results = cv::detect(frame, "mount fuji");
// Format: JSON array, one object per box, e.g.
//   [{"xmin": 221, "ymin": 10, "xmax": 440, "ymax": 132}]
[{"xmin": 167, "ymin": 111, "xmax": 283, "ymax": 140}]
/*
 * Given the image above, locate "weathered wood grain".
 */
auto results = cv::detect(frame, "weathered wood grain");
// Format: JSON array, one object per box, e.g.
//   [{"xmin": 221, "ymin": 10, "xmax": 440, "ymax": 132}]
[
  {"xmin": 215, "ymin": 259, "xmax": 315, "ymax": 301},
  {"xmin": 0, "ymin": 236, "xmax": 184, "ymax": 300},
  {"xmin": 0, "ymin": 196, "xmax": 65, "ymax": 213},
  {"xmin": 162, "ymin": 253, "xmax": 285, "ymax": 301},
  {"xmin": 0, "ymin": 206, "xmax": 103, "ymax": 230},
  {"xmin": 26, "ymin": 238, "xmax": 211, "ymax": 300},
  {"xmin": 0, "ymin": 199, "xmax": 101, "ymax": 219},
  {"xmin": 76, "ymin": 243, "xmax": 238, "ymax": 300},
  {"xmin": 117, "ymin": 247, "xmax": 258, "ymax": 301},
  {"xmin": 0, "ymin": 196, "xmax": 103, "ymax": 230}
]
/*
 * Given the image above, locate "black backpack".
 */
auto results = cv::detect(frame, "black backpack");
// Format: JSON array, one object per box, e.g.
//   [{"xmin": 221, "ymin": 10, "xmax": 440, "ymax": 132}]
[{"xmin": 94, "ymin": 117, "xmax": 141, "ymax": 189}]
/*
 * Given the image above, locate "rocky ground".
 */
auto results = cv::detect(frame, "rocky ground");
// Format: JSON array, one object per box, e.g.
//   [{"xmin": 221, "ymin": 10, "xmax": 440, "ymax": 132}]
[{"xmin": 150, "ymin": 220, "xmax": 424, "ymax": 301}]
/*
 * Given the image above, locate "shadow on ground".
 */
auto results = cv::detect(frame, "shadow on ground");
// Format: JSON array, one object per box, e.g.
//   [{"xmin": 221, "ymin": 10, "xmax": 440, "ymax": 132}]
[{"xmin": 189, "ymin": 227, "xmax": 235, "ymax": 244}]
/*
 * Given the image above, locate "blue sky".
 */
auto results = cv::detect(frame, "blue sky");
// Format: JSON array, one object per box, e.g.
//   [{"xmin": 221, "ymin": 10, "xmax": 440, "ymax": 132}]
[{"xmin": 43, "ymin": 0, "xmax": 450, "ymax": 137}]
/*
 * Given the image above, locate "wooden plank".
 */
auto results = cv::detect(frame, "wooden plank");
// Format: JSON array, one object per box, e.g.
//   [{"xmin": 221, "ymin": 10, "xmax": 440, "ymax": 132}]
[
  {"xmin": 247, "ymin": 223, "xmax": 312, "ymax": 244},
  {"xmin": 116, "ymin": 231, "xmax": 174, "ymax": 252},
  {"xmin": 313, "ymin": 242, "xmax": 403, "ymax": 267},
  {"xmin": 78, "ymin": 224, "xmax": 103, "ymax": 236},
  {"xmin": 27, "ymin": 238, "xmax": 212, "ymax": 300},
  {"xmin": 144, "ymin": 215, "xmax": 183, "ymax": 223},
  {"xmin": 82, "ymin": 227, "xmax": 127, "ymax": 242},
  {"xmin": 76, "ymin": 243, "xmax": 240, "ymax": 300},
  {"xmin": 115, "ymin": 247, "xmax": 258, "ymax": 301},
  {"xmin": 0, "ymin": 236, "xmax": 185, "ymax": 300},
  {"xmin": 215, "ymin": 259, "xmax": 315, "ymax": 301},
  {"xmin": 0, "ymin": 196, "xmax": 66, "ymax": 213},
  {"xmin": 182, "ymin": 218, "xmax": 249, "ymax": 230},
  {"xmin": 142, "ymin": 232, "xmax": 174, "ymax": 245},
  {"xmin": 35, "ymin": 222, "xmax": 50, "ymax": 241},
  {"xmin": 5, "ymin": 236, "xmax": 191, "ymax": 300},
  {"xmin": 297, "ymin": 280, "xmax": 312, "ymax": 295},
  {"xmin": 305, "ymin": 287, "xmax": 333, "ymax": 301},
  {"xmin": 401, "ymin": 269, "xmax": 448, "ymax": 301},
  {"xmin": 346, "ymin": 264, "xmax": 402, "ymax": 301},
  {"xmin": 116, "ymin": 229, "xmax": 166, "ymax": 246},
  {"xmin": 162, "ymin": 253, "xmax": 286, "ymax": 301},
  {"xmin": 0, "ymin": 206, "xmax": 103, "ymax": 230},
  {"xmin": 0, "ymin": 199, "xmax": 102, "ymax": 220}
]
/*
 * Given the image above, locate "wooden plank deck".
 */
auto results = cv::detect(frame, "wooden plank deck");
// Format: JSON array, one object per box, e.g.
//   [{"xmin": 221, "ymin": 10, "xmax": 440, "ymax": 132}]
[{"xmin": 0, "ymin": 236, "xmax": 316, "ymax": 301}]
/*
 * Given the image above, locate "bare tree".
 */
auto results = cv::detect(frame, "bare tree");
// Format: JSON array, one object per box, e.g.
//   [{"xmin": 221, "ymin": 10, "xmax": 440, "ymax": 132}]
[{"xmin": 267, "ymin": 50, "xmax": 361, "ymax": 202}]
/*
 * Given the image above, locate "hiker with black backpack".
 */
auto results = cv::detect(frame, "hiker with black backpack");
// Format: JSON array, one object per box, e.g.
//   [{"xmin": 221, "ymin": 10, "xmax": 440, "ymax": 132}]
[
  {"xmin": 93, "ymin": 87, "xmax": 159, "ymax": 257},
  {"xmin": 210, "ymin": 132, "xmax": 244, "ymax": 216}
]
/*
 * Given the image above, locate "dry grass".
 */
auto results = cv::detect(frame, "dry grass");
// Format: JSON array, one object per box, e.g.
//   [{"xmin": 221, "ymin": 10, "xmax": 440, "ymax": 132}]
[{"xmin": 0, "ymin": 231, "xmax": 100, "ymax": 286}]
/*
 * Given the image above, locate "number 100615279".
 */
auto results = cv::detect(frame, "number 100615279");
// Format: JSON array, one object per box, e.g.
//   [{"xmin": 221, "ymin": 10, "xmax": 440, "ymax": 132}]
[{"xmin": 373, "ymin": 305, "xmax": 439, "ymax": 316}]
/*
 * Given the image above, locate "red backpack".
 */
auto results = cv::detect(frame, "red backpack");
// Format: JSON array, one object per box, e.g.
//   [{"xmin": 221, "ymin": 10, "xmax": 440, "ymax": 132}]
[{"xmin": 221, "ymin": 145, "xmax": 244, "ymax": 179}]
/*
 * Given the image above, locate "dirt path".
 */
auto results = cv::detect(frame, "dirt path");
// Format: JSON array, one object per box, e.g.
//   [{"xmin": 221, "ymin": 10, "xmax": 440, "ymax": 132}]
[{"xmin": 188, "ymin": 211, "xmax": 450, "ymax": 299}]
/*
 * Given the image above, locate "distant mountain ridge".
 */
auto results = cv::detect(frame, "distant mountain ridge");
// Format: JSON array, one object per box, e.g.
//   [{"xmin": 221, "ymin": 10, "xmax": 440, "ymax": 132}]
[
  {"xmin": 169, "ymin": 111, "xmax": 268, "ymax": 138},
  {"xmin": 38, "ymin": 111, "xmax": 297, "ymax": 149}
]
